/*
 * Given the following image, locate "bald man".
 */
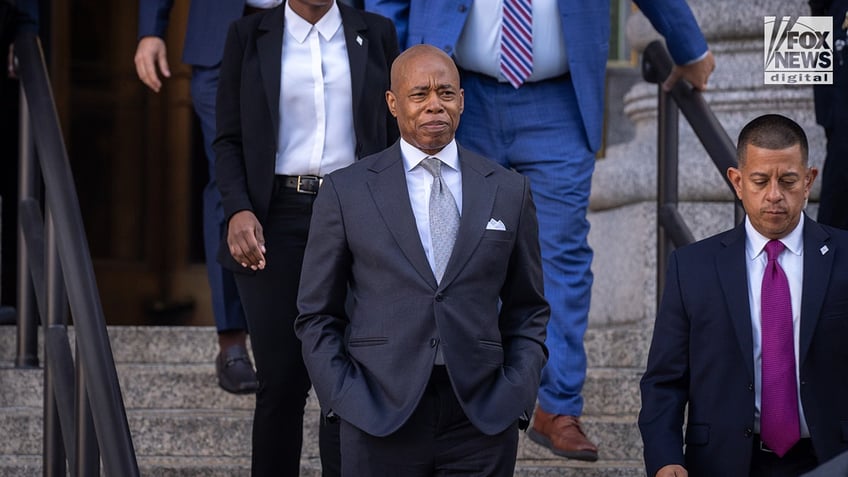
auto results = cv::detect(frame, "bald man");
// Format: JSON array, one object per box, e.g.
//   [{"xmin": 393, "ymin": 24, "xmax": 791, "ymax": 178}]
[{"xmin": 296, "ymin": 45, "xmax": 550, "ymax": 476}]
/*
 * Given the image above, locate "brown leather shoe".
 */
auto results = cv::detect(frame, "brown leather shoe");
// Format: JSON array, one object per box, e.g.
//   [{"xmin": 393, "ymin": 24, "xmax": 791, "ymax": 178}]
[{"xmin": 527, "ymin": 406, "xmax": 599, "ymax": 462}]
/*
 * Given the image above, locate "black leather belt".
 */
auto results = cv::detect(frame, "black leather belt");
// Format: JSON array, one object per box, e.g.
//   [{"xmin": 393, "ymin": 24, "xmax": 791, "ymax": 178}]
[
  {"xmin": 277, "ymin": 175, "xmax": 323, "ymax": 195},
  {"xmin": 753, "ymin": 434, "xmax": 812, "ymax": 454},
  {"xmin": 459, "ymin": 67, "xmax": 570, "ymax": 85}
]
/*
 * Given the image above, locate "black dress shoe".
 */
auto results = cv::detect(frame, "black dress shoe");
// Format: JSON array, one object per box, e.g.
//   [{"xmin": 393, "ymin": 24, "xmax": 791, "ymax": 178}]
[{"xmin": 216, "ymin": 344, "xmax": 259, "ymax": 394}]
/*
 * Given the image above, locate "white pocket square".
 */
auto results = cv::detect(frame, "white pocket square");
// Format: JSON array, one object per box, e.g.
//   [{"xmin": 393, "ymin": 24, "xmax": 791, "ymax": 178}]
[{"xmin": 486, "ymin": 218, "xmax": 506, "ymax": 231}]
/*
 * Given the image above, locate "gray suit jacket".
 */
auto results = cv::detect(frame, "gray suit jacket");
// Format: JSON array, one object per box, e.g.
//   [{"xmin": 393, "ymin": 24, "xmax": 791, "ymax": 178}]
[{"xmin": 295, "ymin": 142, "xmax": 550, "ymax": 436}]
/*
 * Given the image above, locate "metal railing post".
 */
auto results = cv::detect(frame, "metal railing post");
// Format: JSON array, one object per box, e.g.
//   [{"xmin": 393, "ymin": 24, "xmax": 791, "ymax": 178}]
[
  {"xmin": 642, "ymin": 41, "xmax": 741, "ymax": 307},
  {"xmin": 16, "ymin": 83, "xmax": 39, "ymax": 369},
  {"xmin": 15, "ymin": 31, "xmax": 140, "ymax": 476},
  {"xmin": 656, "ymin": 88, "xmax": 679, "ymax": 309},
  {"xmin": 76, "ymin": 344, "xmax": 100, "ymax": 476},
  {"xmin": 44, "ymin": 206, "xmax": 67, "ymax": 476}
]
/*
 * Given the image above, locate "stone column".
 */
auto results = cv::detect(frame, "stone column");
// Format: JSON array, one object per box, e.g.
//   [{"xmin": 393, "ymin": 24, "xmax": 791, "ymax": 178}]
[{"xmin": 587, "ymin": 0, "xmax": 821, "ymax": 327}]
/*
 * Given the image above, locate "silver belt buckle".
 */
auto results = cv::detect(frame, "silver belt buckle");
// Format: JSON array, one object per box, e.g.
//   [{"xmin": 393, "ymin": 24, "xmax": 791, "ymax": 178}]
[
  {"xmin": 759, "ymin": 440, "xmax": 774, "ymax": 453},
  {"xmin": 296, "ymin": 175, "xmax": 322, "ymax": 194}
]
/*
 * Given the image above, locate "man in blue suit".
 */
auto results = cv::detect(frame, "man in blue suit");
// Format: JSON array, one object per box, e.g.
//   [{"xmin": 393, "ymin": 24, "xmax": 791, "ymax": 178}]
[
  {"xmin": 640, "ymin": 114, "xmax": 848, "ymax": 476},
  {"xmin": 365, "ymin": 0, "xmax": 715, "ymax": 460},
  {"xmin": 134, "ymin": 0, "xmax": 261, "ymax": 394}
]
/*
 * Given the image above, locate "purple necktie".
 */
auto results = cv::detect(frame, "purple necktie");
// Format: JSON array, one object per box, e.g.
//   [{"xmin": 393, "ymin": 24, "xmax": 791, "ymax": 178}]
[
  {"xmin": 760, "ymin": 239, "xmax": 800, "ymax": 457},
  {"xmin": 500, "ymin": 0, "xmax": 533, "ymax": 88}
]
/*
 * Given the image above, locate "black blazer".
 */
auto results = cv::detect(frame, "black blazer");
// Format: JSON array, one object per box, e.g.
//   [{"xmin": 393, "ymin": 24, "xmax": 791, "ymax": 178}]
[
  {"xmin": 639, "ymin": 216, "xmax": 848, "ymax": 476},
  {"xmin": 213, "ymin": 2, "xmax": 399, "ymax": 242}
]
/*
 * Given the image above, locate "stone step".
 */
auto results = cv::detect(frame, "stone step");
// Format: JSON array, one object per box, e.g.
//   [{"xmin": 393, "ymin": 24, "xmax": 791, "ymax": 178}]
[
  {"xmin": 0, "ymin": 324, "xmax": 648, "ymax": 474},
  {"xmin": 514, "ymin": 460, "xmax": 644, "ymax": 477},
  {"xmin": 0, "ymin": 407, "xmax": 304, "ymax": 459},
  {"xmin": 0, "ymin": 364, "xmax": 256, "ymax": 410},
  {"xmin": 0, "ymin": 455, "xmax": 320, "ymax": 477},
  {"xmin": 0, "ymin": 322, "xmax": 651, "ymax": 368},
  {"xmin": 0, "ymin": 455, "xmax": 644, "ymax": 477},
  {"xmin": 2, "ymin": 405, "xmax": 642, "ymax": 462},
  {"xmin": 0, "ymin": 364, "xmax": 643, "ymax": 416}
]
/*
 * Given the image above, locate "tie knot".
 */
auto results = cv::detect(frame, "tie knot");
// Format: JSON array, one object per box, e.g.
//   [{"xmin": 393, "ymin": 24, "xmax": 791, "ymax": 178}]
[
  {"xmin": 420, "ymin": 157, "xmax": 443, "ymax": 178},
  {"xmin": 765, "ymin": 240, "xmax": 785, "ymax": 262}
]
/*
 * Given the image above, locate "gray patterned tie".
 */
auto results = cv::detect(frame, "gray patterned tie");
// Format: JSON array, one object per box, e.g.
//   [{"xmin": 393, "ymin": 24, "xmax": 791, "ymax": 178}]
[{"xmin": 420, "ymin": 157, "xmax": 460, "ymax": 283}]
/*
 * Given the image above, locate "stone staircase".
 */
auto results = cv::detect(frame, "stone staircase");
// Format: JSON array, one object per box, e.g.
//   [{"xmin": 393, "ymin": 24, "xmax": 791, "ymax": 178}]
[{"xmin": 0, "ymin": 324, "xmax": 648, "ymax": 476}]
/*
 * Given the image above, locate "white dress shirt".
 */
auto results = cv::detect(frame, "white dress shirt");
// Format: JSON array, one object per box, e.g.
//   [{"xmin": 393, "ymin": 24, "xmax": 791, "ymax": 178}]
[
  {"xmin": 276, "ymin": 2, "xmax": 355, "ymax": 176},
  {"xmin": 400, "ymin": 139, "xmax": 463, "ymax": 276},
  {"xmin": 454, "ymin": 0, "xmax": 568, "ymax": 82},
  {"xmin": 246, "ymin": 0, "xmax": 282, "ymax": 8},
  {"xmin": 744, "ymin": 215, "xmax": 809, "ymax": 437}
]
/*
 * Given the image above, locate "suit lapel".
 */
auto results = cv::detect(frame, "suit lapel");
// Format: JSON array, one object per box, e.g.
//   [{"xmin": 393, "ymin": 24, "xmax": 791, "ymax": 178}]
[
  {"xmin": 799, "ymin": 216, "xmax": 833, "ymax": 366},
  {"xmin": 367, "ymin": 144, "xmax": 438, "ymax": 288},
  {"xmin": 257, "ymin": 6, "xmax": 285, "ymax": 138},
  {"xmin": 439, "ymin": 147, "xmax": 498, "ymax": 287},
  {"xmin": 339, "ymin": 5, "xmax": 368, "ymax": 123},
  {"xmin": 717, "ymin": 223, "xmax": 755, "ymax": 382}
]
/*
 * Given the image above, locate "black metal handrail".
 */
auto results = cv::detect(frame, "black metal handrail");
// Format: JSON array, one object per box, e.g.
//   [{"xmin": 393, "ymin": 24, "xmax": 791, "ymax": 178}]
[
  {"xmin": 641, "ymin": 41, "xmax": 744, "ymax": 306},
  {"xmin": 13, "ymin": 30, "xmax": 139, "ymax": 476}
]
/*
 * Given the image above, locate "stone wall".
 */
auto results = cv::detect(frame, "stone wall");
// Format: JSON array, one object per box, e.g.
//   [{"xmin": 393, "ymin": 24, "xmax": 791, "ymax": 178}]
[{"xmin": 588, "ymin": 0, "xmax": 821, "ymax": 326}]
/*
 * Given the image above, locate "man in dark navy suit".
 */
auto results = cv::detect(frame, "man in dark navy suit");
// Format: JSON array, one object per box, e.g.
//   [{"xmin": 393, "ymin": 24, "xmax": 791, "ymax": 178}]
[{"xmin": 640, "ymin": 114, "xmax": 848, "ymax": 477}]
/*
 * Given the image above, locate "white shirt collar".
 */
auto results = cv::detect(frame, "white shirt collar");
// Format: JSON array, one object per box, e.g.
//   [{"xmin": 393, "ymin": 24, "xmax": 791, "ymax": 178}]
[
  {"xmin": 745, "ymin": 214, "xmax": 805, "ymax": 261},
  {"xmin": 284, "ymin": 2, "xmax": 342, "ymax": 43},
  {"xmin": 400, "ymin": 138, "xmax": 460, "ymax": 173}
]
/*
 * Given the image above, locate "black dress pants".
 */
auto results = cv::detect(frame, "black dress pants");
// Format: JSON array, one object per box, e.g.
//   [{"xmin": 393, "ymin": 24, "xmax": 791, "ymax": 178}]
[
  {"xmin": 339, "ymin": 366, "xmax": 519, "ymax": 477},
  {"xmin": 234, "ymin": 186, "xmax": 340, "ymax": 477}
]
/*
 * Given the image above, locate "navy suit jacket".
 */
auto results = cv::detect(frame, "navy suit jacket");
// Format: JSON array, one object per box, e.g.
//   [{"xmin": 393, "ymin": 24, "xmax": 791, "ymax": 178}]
[
  {"xmin": 138, "ymin": 0, "xmax": 245, "ymax": 67},
  {"xmin": 213, "ymin": 4, "xmax": 399, "ymax": 271},
  {"xmin": 639, "ymin": 216, "xmax": 848, "ymax": 477},
  {"xmin": 364, "ymin": 0, "xmax": 708, "ymax": 153},
  {"xmin": 295, "ymin": 142, "xmax": 550, "ymax": 437}
]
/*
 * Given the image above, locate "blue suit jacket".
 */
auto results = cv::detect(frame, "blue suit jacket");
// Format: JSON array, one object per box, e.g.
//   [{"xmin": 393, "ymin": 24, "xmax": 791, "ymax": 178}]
[
  {"xmin": 639, "ymin": 216, "xmax": 848, "ymax": 476},
  {"xmin": 138, "ymin": 0, "xmax": 245, "ymax": 67},
  {"xmin": 364, "ymin": 0, "xmax": 708, "ymax": 152}
]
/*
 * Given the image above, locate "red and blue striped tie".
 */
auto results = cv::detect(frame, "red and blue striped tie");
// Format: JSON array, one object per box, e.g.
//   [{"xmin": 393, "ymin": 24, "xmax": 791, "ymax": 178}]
[{"xmin": 500, "ymin": 0, "xmax": 533, "ymax": 89}]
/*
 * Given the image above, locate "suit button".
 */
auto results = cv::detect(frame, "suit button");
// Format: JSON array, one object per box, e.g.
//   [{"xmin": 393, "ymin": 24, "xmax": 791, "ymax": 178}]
[
  {"xmin": 744, "ymin": 428, "xmax": 753, "ymax": 438},
  {"xmin": 443, "ymin": 45, "xmax": 453, "ymax": 54},
  {"xmin": 748, "ymin": 383, "xmax": 754, "ymax": 391},
  {"xmin": 435, "ymin": 293, "xmax": 444, "ymax": 302},
  {"xmin": 430, "ymin": 339, "xmax": 438, "ymax": 348},
  {"xmin": 458, "ymin": 4, "xmax": 467, "ymax": 13}
]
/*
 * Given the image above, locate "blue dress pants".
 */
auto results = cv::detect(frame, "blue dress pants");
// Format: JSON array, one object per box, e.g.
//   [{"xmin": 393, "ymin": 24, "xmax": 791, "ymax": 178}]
[
  {"xmin": 457, "ymin": 70, "xmax": 594, "ymax": 417},
  {"xmin": 190, "ymin": 65, "xmax": 248, "ymax": 333}
]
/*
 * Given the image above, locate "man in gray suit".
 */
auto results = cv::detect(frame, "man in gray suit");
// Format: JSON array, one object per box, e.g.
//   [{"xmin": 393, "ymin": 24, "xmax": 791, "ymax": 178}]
[{"xmin": 295, "ymin": 44, "xmax": 550, "ymax": 476}]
